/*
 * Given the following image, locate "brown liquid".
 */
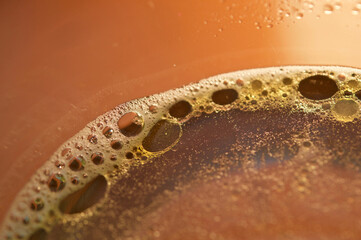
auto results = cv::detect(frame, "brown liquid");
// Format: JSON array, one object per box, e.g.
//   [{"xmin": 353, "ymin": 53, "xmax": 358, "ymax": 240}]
[
  {"xmin": 3, "ymin": 66, "xmax": 361, "ymax": 239},
  {"xmin": 2, "ymin": 1, "xmax": 361, "ymax": 240}
]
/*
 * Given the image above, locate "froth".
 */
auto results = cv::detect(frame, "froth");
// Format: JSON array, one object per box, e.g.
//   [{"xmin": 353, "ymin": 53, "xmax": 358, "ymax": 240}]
[{"xmin": 2, "ymin": 66, "xmax": 361, "ymax": 239}]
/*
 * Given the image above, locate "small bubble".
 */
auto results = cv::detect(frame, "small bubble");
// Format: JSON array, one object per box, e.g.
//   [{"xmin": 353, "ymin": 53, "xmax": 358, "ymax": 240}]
[
  {"xmin": 212, "ymin": 89, "xmax": 238, "ymax": 105},
  {"xmin": 322, "ymin": 103, "xmax": 331, "ymax": 110},
  {"xmin": 169, "ymin": 100, "xmax": 193, "ymax": 118},
  {"xmin": 251, "ymin": 80, "xmax": 263, "ymax": 91},
  {"xmin": 332, "ymin": 99, "xmax": 359, "ymax": 121},
  {"xmin": 30, "ymin": 198, "xmax": 44, "ymax": 211},
  {"xmin": 88, "ymin": 135, "xmax": 98, "ymax": 144},
  {"xmin": 75, "ymin": 143, "xmax": 83, "ymax": 150},
  {"xmin": 125, "ymin": 152, "xmax": 134, "ymax": 159},
  {"xmin": 102, "ymin": 126, "xmax": 114, "ymax": 138},
  {"xmin": 298, "ymin": 75, "xmax": 339, "ymax": 100},
  {"xmin": 283, "ymin": 77, "xmax": 293, "ymax": 85},
  {"xmin": 48, "ymin": 174, "xmax": 66, "ymax": 192},
  {"xmin": 347, "ymin": 80, "xmax": 359, "ymax": 89},
  {"xmin": 61, "ymin": 148, "xmax": 71, "ymax": 157},
  {"xmin": 344, "ymin": 90, "xmax": 353, "ymax": 96},
  {"xmin": 205, "ymin": 105, "xmax": 214, "ymax": 114},
  {"xmin": 91, "ymin": 152, "xmax": 104, "ymax": 165},
  {"xmin": 149, "ymin": 105, "xmax": 158, "ymax": 113},
  {"xmin": 118, "ymin": 112, "xmax": 144, "ymax": 137},
  {"xmin": 236, "ymin": 79, "xmax": 244, "ymax": 86},
  {"xmin": 69, "ymin": 156, "xmax": 85, "ymax": 171},
  {"xmin": 43, "ymin": 169, "xmax": 50, "ymax": 176},
  {"xmin": 54, "ymin": 160, "xmax": 65, "ymax": 169},
  {"xmin": 338, "ymin": 74, "xmax": 346, "ymax": 81},
  {"xmin": 110, "ymin": 155, "xmax": 117, "ymax": 161},
  {"xmin": 71, "ymin": 176, "xmax": 80, "ymax": 185},
  {"xmin": 324, "ymin": 4, "xmax": 334, "ymax": 15},
  {"xmin": 23, "ymin": 216, "xmax": 30, "ymax": 225},
  {"xmin": 111, "ymin": 140, "xmax": 123, "ymax": 150}
]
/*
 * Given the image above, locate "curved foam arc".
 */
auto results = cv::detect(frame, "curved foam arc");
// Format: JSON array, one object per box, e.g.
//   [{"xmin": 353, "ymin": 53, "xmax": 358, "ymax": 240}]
[{"xmin": 1, "ymin": 65, "xmax": 361, "ymax": 239}]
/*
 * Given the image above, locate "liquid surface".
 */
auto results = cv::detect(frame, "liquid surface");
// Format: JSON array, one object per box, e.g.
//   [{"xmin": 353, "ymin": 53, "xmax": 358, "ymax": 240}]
[{"xmin": 3, "ymin": 66, "xmax": 361, "ymax": 239}]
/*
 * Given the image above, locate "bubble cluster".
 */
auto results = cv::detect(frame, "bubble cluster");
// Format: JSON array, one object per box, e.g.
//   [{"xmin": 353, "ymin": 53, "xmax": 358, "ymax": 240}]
[{"xmin": 2, "ymin": 66, "xmax": 361, "ymax": 239}]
